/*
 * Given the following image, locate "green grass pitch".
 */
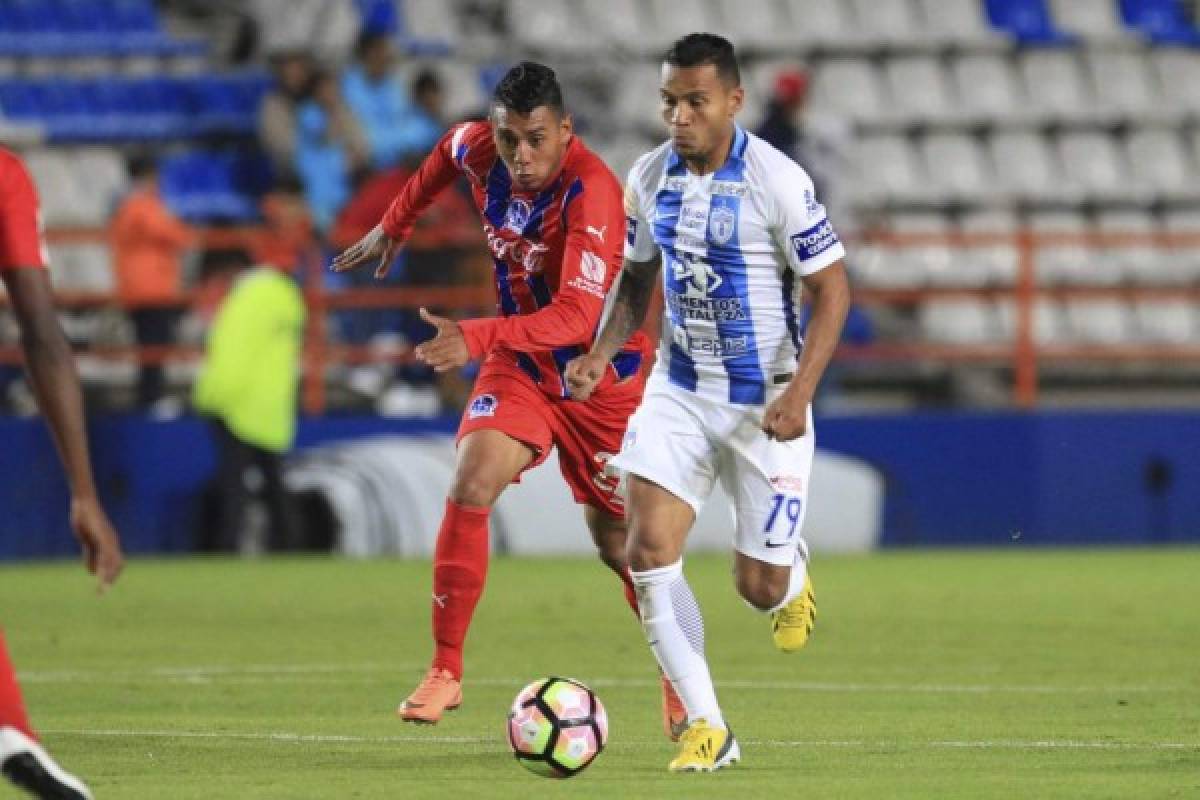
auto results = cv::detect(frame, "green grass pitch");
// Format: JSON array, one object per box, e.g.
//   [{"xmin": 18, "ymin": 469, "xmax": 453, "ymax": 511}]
[{"xmin": 1, "ymin": 549, "xmax": 1198, "ymax": 798}]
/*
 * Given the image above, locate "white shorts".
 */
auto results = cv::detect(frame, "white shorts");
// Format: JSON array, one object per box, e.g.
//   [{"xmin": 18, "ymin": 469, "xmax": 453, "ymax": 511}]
[{"xmin": 610, "ymin": 376, "xmax": 814, "ymax": 567}]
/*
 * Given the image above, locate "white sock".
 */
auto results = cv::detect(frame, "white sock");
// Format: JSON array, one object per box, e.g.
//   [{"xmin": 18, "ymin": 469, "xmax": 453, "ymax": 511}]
[
  {"xmin": 631, "ymin": 560, "xmax": 725, "ymax": 730},
  {"xmin": 766, "ymin": 546, "xmax": 810, "ymax": 614}
]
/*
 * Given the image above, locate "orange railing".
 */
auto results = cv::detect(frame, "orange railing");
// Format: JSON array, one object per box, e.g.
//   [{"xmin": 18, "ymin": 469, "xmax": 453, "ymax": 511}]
[{"xmin": 1, "ymin": 227, "xmax": 1198, "ymax": 412}]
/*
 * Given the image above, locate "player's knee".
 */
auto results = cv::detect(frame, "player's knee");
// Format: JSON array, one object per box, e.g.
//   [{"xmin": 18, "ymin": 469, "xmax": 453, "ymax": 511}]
[
  {"xmin": 736, "ymin": 573, "xmax": 788, "ymax": 611},
  {"xmin": 448, "ymin": 474, "xmax": 502, "ymax": 508},
  {"xmin": 626, "ymin": 534, "xmax": 674, "ymax": 572}
]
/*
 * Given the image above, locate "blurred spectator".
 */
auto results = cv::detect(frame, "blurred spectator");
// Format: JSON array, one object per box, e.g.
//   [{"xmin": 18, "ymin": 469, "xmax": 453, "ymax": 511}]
[
  {"xmin": 408, "ymin": 68, "xmax": 448, "ymax": 149},
  {"xmin": 258, "ymin": 49, "xmax": 316, "ymax": 177},
  {"xmin": 254, "ymin": 175, "xmax": 317, "ymax": 275},
  {"xmin": 341, "ymin": 31, "xmax": 439, "ymax": 168},
  {"xmin": 295, "ymin": 70, "xmax": 370, "ymax": 233},
  {"xmin": 756, "ymin": 68, "xmax": 854, "ymax": 232},
  {"xmin": 250, "ymin": 0, "xmax": 360, "ymax": 64},
  {"xmin": 192, "ymin": 248, "xmax": 305, "ymax": 553},
  {"xmin": 110, "ymin": 155, "xmax": 196, "ymax": 410}
]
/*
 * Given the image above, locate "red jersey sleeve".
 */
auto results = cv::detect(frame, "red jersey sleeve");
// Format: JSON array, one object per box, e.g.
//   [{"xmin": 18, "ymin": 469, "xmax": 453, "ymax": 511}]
[
  {"xmin": 459, "ymin": 157, "xmax": 625, "ymax": 359},
  {"xmin": 0, "ymin": 151, "xmax": 48, "ymax": 271},
  {"xmin": 381, "ymin": 121, "xmax": 493, "ymax": 242}
]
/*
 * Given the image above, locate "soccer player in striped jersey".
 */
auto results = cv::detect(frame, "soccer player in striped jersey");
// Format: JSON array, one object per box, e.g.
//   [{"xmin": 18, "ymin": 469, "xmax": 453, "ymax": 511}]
[
  {"xmin": 0, "ymin": 147, "xmax": 124, "ymax": 799},
  {"xmin": 332, "ymin": 62, "xmax": 687, "ymax": 733},
  {"xmin": 566, "ymin": 34, "xmax": 851, "ymax": 772}
]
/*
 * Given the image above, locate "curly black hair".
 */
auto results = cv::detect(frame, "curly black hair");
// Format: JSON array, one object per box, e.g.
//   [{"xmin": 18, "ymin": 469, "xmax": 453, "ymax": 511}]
[
  {"xmin": 491, "ymin": 60, "xmax": 564, "ymax": 116},
  {"xmin": 664, "ymin": 33, "xmax": 741, "ymax": 86}
]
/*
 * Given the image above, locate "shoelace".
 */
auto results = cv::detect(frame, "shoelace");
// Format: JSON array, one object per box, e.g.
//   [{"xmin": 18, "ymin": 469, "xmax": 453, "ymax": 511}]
[{"xmin": 410, "ymin": 669, "xmax": 454, "ymax": 702}]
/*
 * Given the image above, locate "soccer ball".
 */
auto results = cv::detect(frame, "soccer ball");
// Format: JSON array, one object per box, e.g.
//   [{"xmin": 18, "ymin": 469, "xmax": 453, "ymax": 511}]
[{"xmin": 506, "ymin": 677, "xmax": 608, "ymax": 778}]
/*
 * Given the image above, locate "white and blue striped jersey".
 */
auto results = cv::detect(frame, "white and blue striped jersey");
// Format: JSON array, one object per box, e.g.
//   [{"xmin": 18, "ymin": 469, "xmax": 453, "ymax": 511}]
[{"xmin": 624, "ymin": 126, "xmax": 846, "ymax": 406}]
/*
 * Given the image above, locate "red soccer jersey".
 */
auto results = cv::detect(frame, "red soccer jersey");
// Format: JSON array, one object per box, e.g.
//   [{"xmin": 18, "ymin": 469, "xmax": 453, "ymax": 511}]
[
  {"xmin": 382, "ymin": 121, "xmax": 649, "ymax": 398},
  {"xmin": 0, "ymin": 148, "xmax": 48, "ymax": 272}
]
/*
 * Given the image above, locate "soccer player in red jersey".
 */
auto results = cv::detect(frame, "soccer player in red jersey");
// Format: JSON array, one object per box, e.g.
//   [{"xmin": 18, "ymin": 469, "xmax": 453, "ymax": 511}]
[
  {"xmin": 333, "ymin": 62, "xmax": 686, "ymax": 734},
  {"xmin": 0, "ymin": 148, "xmax": 124, "ymax": 798}
]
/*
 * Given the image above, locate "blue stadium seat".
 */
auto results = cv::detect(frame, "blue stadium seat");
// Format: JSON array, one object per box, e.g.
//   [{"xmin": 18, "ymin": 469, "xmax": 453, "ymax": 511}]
[
  {"xmin": 160, "ymin": 151, "xmax": 265, "ymax": 223},
  {"xmin": 984, "ymin": 0, "xmax": 1075, "ymax": 43},
  {"xmin": 1119, "ymin": 0, "xmax": 1200, "ymax": 43}
]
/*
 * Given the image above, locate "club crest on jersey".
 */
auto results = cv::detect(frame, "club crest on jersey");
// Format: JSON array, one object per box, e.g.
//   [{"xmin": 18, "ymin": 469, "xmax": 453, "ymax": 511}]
[
  {"xmin": 468, "ymin": 394, "xmax": 498, "ymax": 419},
  {"xmin": 504, "ymin": 199, "xmax": 532, "ymax": 233},
  {"xmin": 708, "ymin": 205, "xmax": 736, "ymax": 245}
]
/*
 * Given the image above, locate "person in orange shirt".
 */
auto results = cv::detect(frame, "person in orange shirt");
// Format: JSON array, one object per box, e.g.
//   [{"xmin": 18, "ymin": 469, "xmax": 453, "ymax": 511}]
[{"xmin": 110, "ymin": 156, "xmax": 196, "ymax": 409}]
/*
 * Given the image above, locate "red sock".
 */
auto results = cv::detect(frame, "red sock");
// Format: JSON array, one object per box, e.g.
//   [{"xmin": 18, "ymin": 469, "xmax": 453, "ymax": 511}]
[
  {"xmin": 619, "ymin": 567, "xmax": 640, "ymax": 617},
  {"xmin": 0, "ymin": 630, "xmax": 35, "ymax": 739},
  {"xmin": 430, "ymin": 499, "xmax": 491, "ymax": 681}
]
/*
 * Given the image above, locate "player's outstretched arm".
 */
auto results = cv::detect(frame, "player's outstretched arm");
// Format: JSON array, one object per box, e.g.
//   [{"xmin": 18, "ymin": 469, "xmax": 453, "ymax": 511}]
[
  {"xmin": 762, "ymin": 259, "xmax": 850, "ymax": 442},
  {"xmin": 565, "ymin": 252, "xmax": 661, "ymax": 402},
  {"xmin": 2, "ymin": 268, "xmax": 124, "ymax": 590},
  {"xmin": 330, "ymin": 223, "xmax": 400, "ymax": 280}
]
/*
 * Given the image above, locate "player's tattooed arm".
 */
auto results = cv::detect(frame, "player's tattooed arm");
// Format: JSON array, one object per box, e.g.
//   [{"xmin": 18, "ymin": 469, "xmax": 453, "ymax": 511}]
[
  {"xmin": 564, "ymin": 252, "xmax": 661, "ymax": 401},
  {"xmin": 592, "ymin": 252, "xmax": 662, "ymax": 361}
]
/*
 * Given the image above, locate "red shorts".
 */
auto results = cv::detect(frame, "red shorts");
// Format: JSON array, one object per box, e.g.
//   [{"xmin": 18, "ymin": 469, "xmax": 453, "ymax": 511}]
[{"xmin": 456, "ymin": 353, "xmax": 647, "ymax": 517}]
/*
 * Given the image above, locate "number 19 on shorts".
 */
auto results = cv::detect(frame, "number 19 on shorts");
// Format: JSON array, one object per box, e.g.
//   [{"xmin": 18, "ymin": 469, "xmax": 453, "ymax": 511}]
[{"xmin": 764, "ymin": 493, "xmax": 803, "ymax": 548}]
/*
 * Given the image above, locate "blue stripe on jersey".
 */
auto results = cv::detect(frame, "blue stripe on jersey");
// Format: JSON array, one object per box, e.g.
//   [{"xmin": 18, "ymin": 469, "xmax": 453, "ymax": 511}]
[
  {"xmin": 454, "ymin": 142, "xmax": 469, "ymax": 169},
  {"xmin": 611, "ymin": 349, "xmax": 643, "ymax": 380},
  {"xmin": 528, "ymin": 267, "xmax": 580, "ymax": 398},
  {"xmin": 517, "ymin": 353, "xmax": 542, "ymax": 383},
  {"xmin": 781, "ymin": 264, "xmax": 802, "ymax": 352},
  {"xmin": 493, "ymin": 256, "xmax": 520, "ymax": 316},
  {"xmin": 522, "ymin": 177, "xmax": 562, "ymax": 238},
  {"xmin": 654, "ymin": 151, "xmax": 698, "ymax": 392},
  {"xmin": 559, "ymin": 177, "xmax": 584, "ymax": 229},
  {"xmin": 482, "ymin": 159, "xmax": 511, "ymax": 227},
  {"xmin": 710, "ymin": 126, "xmax": 765, "ymax": 404}
]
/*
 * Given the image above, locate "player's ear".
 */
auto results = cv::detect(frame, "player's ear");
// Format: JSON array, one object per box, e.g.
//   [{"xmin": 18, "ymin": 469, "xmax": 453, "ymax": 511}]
[
  {"xmin": 728, "ymin": 85, "xmax": 744, "ymax": 118},
  {"xmin": 559, "ymin": 112, "xmax": 573, "ymax": 138}
]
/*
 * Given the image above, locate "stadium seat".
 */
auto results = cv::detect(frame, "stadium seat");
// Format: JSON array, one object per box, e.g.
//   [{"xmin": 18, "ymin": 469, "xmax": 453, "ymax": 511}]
[
  {"xmin": 994, "ymin": 298, "xmax": 1069, "ymax": 344},
  {"xmin": 919, "ymin": 299, "xmax": 1000, "ymax": 343},
  {"xmin": 46, "ymin": 243, "xmax": 113, "ymax": 292},
  {"xmin": 579, "ymin": 0, "xmax": 660, "ymax": 54},
  {"xmin": 596, "ymin": 134, "xmax": 659, "ymax": 185},
  {"xmin": 1029, "ymin": 211, "xmax": 1115, "ymax": 286},
  {"xmin": 508, "ymin": 0, "xmax": 598, "ymax": 54},
  {"xmin": 395, "ymin": 0, "xmax": 461, "ymax": 54},
  {"xmin": 1056, "ymin": 131, "xmax": 1133, "ymax": 203},
  {"xmin": 949, "ymin": 54, "xmax": 1029, "ymax": 124},
  {"xmin": 918, "ymin": 132, "xmax": 992, "ymax": 204},
  {"xmin": 645, "ymin": 0, "xmax": 718, "ymax": 50},
  {"xmin": 1125, "ymin": 127, "xmax": 1198, "ymax": 202},
  {"xmin": 22, "ymin": 148, "xmax": 92, "ymax": 225},
  {"xmin": 848, "ymin": 0, "xmax": 933, "ymax": 50},
  {"xmin": 1018, "ymin": 49, "xmax": 1097, "ymax": 123},
  {"xmin": 854, "ymin": 134, "xmax": 929, "ymax": 205},
  {"xmin": 437, "ymin": 61, "xmax": 491, "ymax": 122},
  {"xmin": 709, "ymin": 0, "xmax": 798, "ymax": 52},
  {"xmin": 787, "ymin": 0, "xmax": 857, "ymax": 48},
  {"xmin": 809, "ymin": 58, "xmax": 886, "ymax": 123},
  {"xmin": 959, "ymin": 209, "xmax": 1020, "ymax": 286},
  {"xmin": 987, "ymin": 130, "xmax": 1075, "ymax": 203},
  {"xmin": 984, "ymin": 0, "xmax": 1074, "ymax": 43},
  {"xmin": 883, "ymin": 56, "xmax": 956, "ymax": 124},
  {"xmin": 1085, "ymin": 48, "xmax": 1169, "ymax": 120},
  {"xmin": 1094, "ymin": 210, "xmax": 1165, "ymax": 285},
  {"xmin": 1049, "ymin": 0, "xmax": 1132, "ymax": 41},
  {"xmin": 865, "ymin": 212, "xmax": 950, "ymax": 287},
  {"xmin": 1151, "ymin": 49, "xmax": 1200, "ymax": 116},
  {"xmin": 1161, "ymin": 210, "xmax": 1200, "ymax": 284},
  {"xmin": 1118, "ymin": 0, "xmax": 1200, "ymax": 45},
  {"xmin": 916, "ymin": 0, "xmax": 1009, "ymax": 47},
  {"xmin": 1062, "ymin": 300, "xmax": 1135, "ymax": 344},
  {"xmin": 614, "ymin": 62, "xmax": 664, "ymax": 135},
  {"xmin": 1132, "ymin": 300, "xmax": 1196, "ymax": 343},
  {"xmin": 69, "ymin": 148, "xmax": 129, "ymax": 224}
]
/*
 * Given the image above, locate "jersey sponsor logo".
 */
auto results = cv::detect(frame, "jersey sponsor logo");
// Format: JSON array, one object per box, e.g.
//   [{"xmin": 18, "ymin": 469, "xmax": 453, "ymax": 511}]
[
  {"xmin": 672, "ymin": 327, "xmax": 751, "ymax": 359},
  {"xmin": 667, "ymin": 292, "xmax": 748, "ymax": 322},
  {"xmin": 483, "ymin": 223, "xmax": 548, "ymax": 273},
  {"xmin": 504, "ymin": 199, "xmax": 532, "ymax": 233},
  {"xmin": 770, "ymin": 474, "xmax": 806, "ymax": 493},
  {"xmin": 625, "ymin": 215, "xmax": 638, "ymax": 247},
  {"xmin": 711, "ymin": 180, "xmax": 747, "ymax": 197},
  {"xmin": 664, "ymin": 176, "xmax": 688, "ymax": 192},
  {"xmin": 708, "ymin": 205, "xmax": 736, "ymax": 245},
  {"xmin": 591, "ymin": 451, "xmax": 623, "ymax": 504},
  {"xmin": 803, "ymin": 189, "xmax": 820, "ymax": 216},
  {"xmin": 790, "ymin": 219, "xmax": 839, "ymax": 262},
  {"xmin": 679, "ymin": 204, "xmax": 708, "ymax": 237},
  {"xmin": 468, "ymin": 393, "xmax": 498, "ymax": 419},
  {"xmin": 671, "ymin": 252, "xmax": 723, "ymax": 298},
  {"xmin": 568, "ymin": 251, "xmax": 608, "ymax": 298}
]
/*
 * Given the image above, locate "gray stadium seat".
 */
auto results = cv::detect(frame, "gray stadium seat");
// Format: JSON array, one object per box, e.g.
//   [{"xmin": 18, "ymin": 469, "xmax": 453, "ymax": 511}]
[
  {"xmin": 250, "ymin": 0, "xmax": 358, "ymax": 61},
  {"xmin": 987, "ymin": 131, "xmax": 1075, "ymax": 203},
  {"xmin": 70, "ymin": 148, "xmax": 128, "ymax": 225},
  {"xmin": 710, "ymin": 0, "xmax": 798, "ymax": 52},
  {"xmin": 994, "ymin": 299, "xmax": 1069, "ymax": 345},
  {"xmin": 959, "ymin": 209, "xmax": 1019, "ymax": 286},
  {"xmin": 1132, "ymin": 301, "xmax": 1196, "ymax": 344},
  {"xmin": 919, "ymin": 300, "xmax": 1000, "ymax": 343},
  {"xmin": 884, "ymin": 56, "xmax": 955, "ymax": 124},
  {"xmin": 1056, "ymin": 131, "xmax": 1133, "ymax": 203},
  {"xmin": 1162, "ymin": 211, "xmax": 1200, "ymax": 285},
  {"xmin": 1018, "ymin": 50, "xmax": 1096, "ymax": 123},
  {"xmin": 579, "ymin": 0, "xmax": 658, "ymax": 53},
  {"xmin": 919, "ymin": 132, "xmax": 992, "ymax": 203},
  {"xmin": 809, "ymin": 58, "xmax": 885, "ymax": 123},
  {"xmin": 854, "ymin": 134, "xmax": 928, "ymax": 205},
  {"xmin": 1094, "ymin": 210, "xmax": 1165, "ymax": 285},
  {"xmin": 1151, "ymin": 49, "xmax": 1200, "ymax": 116},
  {"xmin": 1126, "ymin": 128, "xmax": 1198, "ymax": 202},
  {"xmin": 1049, "ymin": 0, "xmax": 1131, "ymax": 41},
  {"xmin": 915, "ymin": 0, "xmax": 1008, "ymax": 47},
  {"xmin": 1029, "ymin": 211, "xmax": 1115, "ymax": 286},
  {"xmin": 848, "ymin": 0, "xmax": 932, "ymax": 50},
  {"xmin": 437, "ymin": 62, "xmax": 490, "ymax": 121},
  {"xmin": 23, "ymin": 149, "xmax": 83, "ymax": 226},
  {"xmin": 949, "ymin": 54, "xmax": 1028, "ymax": 124},
  {"xmin": 1062, "ymin": 300, "xmax": 1135, "ymax": 344},
  {"xmin": 646, "ymin": 0, "xmax": 718, "ymax": 49},
  {"xmin": 46, "ymin": 244, "xmax": 114, "ymax": 293},
  {"xmin": 788, "ymin": 0, "xmax": 857, "ymax": 48},
  {"xmin": 509, "ymin": 0, "xmax": 595, "ymax": 54},
  {"xmin": 874, "ymin": 212, "xmax": 951, "ymax": 287},
  {"xmin": 615, "ymin": 62, "xmax": 665, "ymax": 135},
  {"xmin": 1085, "ymin": 48, "xmax": 1169, "ymax": 120}
]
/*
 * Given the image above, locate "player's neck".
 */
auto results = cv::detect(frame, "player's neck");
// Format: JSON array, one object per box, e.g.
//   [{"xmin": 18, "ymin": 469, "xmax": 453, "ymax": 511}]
[{"xmin": 682, "ymin": 127, "xmax": 735, "ymax": 177}]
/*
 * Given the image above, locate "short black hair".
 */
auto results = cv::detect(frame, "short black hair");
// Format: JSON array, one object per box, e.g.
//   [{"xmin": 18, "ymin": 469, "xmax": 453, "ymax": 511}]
[
  {"xmin": 412, "ymin": 67, "xmax": 441, "ymax": 97},
  {"xmin": 491, "ymin": 61, "xmax": 564, "ymax": 116},
  {"xmin": 355, "ymin": 30, "xmax": 391, "ymax": 60},
  {"xmin": 128, "ymin": 153, "xmax": 158, "ymax": 180},
  {"xmin": 664, "ymin": 33, "xmax": 740, "ymax": 86}
]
